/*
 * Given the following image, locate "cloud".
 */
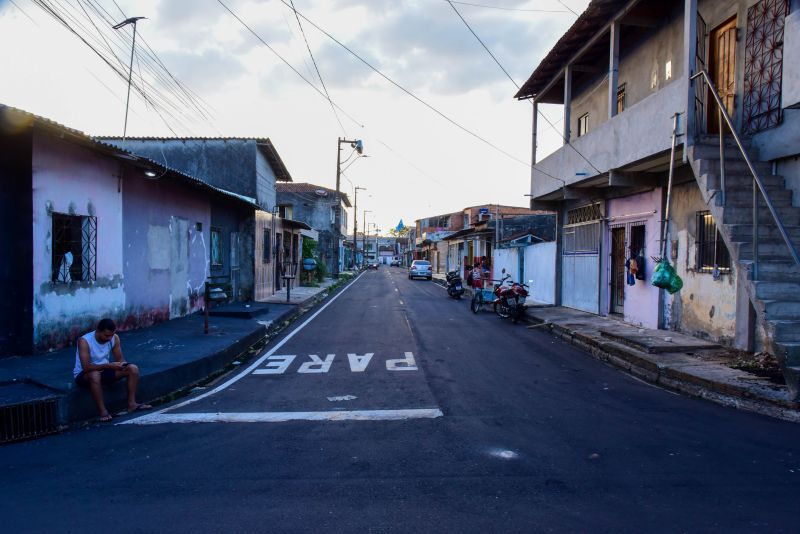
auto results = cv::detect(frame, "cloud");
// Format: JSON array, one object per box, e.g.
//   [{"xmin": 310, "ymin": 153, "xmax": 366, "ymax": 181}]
[
  {"xmin": 275, "ymin": 1, "xmax": 566, "ymax": 97},
  {"xmin": 159, "ymin": 48, "xmax": 246, "ymax": 92}
]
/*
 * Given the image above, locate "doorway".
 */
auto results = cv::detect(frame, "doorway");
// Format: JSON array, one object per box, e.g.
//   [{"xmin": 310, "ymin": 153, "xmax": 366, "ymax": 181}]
[
  {"xmin": 707, "ymin": 15, "xmax": 737, "ymax": 133},
  {"xmin": 610, "ymin": 226, "xmax": 626, "ymax": 315}
]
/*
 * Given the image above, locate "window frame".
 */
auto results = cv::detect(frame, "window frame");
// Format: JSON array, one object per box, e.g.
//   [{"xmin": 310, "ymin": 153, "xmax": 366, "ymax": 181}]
[
  {"xmin": 210, "ymin": 227, "xmax": 223, "ymax": 268},
  {"xmin": 577, "ymin": 113, "xmax": 589, "ymax": 137},
  {"xmin": 263, "ymin": 229, "xmax": 271, "ymax": 263},
  {"xmin": 51, "ymin": 213, "xmax": 97, "ymax": 283},
  {"xmin": 616, "ymin": 83, "xmax": 626, "ymax": 114},
  {"xmin": 696, "ymin": 211, "xmax": 731, "ymax": 272}
]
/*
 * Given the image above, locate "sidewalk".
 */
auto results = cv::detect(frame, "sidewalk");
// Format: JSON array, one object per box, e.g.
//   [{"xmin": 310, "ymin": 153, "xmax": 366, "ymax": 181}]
[
  {"xmin": 0, "ymin": 275, "xmax": 350, "ymax": 439},
  {"xmin": 526, "ymin": 307, "xmax": 800, "ymax": 422}
]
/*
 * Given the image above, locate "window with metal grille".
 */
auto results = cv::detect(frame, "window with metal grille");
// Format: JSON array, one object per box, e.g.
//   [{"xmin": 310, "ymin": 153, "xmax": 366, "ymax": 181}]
[
  {"xmin": 210, "ymin": 227, "xmax": 223, "ymax": 267},
  {"xmin": 629, "ymin": 222, "xmax": 645, "ymax": 256},
  {"xmin": 696, "ymin": 211, "xmax": 731, "ymax": 271},
  {"xmin": 577, "ymin": 113, "xmax": 589, "ymax": 137},
  {"xmin": 616, "ymin": 84, "xmax": 626, "ymax": 114},
  {"xmin": 263, "ymin": 230, "xmax": 271, "ymax": 263},
  {"xmin": 51, "ymin": 213, "xmax": 96, "ymax": 283},
  {"xmin": 566, "ymin": 203, "xmax": 602, "ymax": 225},
  {"xmin": 563, "ymin": 223, "xmax": 600, "ymax": 255}
]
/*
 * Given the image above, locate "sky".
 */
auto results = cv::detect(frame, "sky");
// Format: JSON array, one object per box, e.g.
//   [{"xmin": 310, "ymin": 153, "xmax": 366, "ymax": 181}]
[{"xmin": 0, "ymin": 0, "xmax": 589, "ymax": 233}]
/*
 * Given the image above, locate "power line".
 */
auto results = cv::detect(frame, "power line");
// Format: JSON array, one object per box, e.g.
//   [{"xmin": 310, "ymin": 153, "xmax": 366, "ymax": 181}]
[
  {"xmin": 216, "ymin": 0, "xmax": 365, "ymax": 129},
  {"xmin": 287, "ymin": 0, "xmax": 346, "ymax": 136},
  {"xmin": 444, "ymin": 0, "xmax": 571, "ymax": 13},
  {"xmin": 555, "ymin": 0, "xmax": 580, "ymax": 17},
  {"xmin": 446, "ymin": 0, "xmax": 601, "ymax": 177},
  {"xmin": 273, "ymin": 0, "xmax": 532, "ymax": 169}
]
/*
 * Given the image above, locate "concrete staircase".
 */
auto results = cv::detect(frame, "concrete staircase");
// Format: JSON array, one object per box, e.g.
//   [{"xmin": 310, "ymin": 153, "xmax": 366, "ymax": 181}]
[{"xmin": 688, "ymin": 137, "xmax": 800, "ymax": 401}]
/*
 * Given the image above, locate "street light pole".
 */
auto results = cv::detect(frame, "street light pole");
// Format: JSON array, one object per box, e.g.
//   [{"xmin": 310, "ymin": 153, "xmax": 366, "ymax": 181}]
[
  {"xmin": 353, "ymin": 186, "xmax": 366, "ymax": 269},
  {"xmin": 363, "ymin": 210, "xmax": 372, "ymax": 266},
  {"xmin": 112, "ymin": 16, "xmax": 146, "ymax": 145},
  {"xmin": 334, "ymin": 138, "xmax": 363, "ymax": 278}
]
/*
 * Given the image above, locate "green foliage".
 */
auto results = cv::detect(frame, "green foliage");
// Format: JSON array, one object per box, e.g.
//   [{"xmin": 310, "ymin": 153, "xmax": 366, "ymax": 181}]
[
  {"xmin": 315, "ymin": 258, "xmax": 327, "ymax": 282},
  {"xmin": 302, "ymin": 238, "xmax": 317, "ymax": 259},
  {"xmin": 389, "ymin": 226, "xmax": 410, "ymax": 237}
]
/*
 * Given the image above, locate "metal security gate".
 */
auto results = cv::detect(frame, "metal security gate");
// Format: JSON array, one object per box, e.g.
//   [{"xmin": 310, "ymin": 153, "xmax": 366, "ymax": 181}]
[{"xmin": 562, "ymin": 203, "xmax": 602, "ymax": 314}]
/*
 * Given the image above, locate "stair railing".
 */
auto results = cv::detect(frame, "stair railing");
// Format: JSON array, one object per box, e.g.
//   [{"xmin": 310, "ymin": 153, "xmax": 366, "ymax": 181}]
[{"xmin": 690, "ymin": 70, "xmax": 800, "ymax": 279}]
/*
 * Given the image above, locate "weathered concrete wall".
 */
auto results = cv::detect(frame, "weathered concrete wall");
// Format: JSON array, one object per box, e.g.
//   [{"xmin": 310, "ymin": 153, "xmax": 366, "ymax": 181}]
[
  {"xmin": 782, "ymin": 8, "xmax": 800, "ymax": 110},
  {"xmin": 493, "ymin": 248, "xmax": 518, "ymax": 282},
  {"xmin": 524, "ymin": 241, "xmax": 557, "ymax": 305},
  {"xmin": 607, "ymin": 189, "xmax": 663, "ymax": 329},
  {"xmin": 0, "ymin": 126, "xmax": 33, "ymax": 356},
  {"xmin": 277, "ymin": 191, "xmax": 339, "ymax": 273},
  {"xmin": 666, "ymin": 179, "xmax": 738, "ymax": 344},
  {"xmin": 255, "ymin": 148, "xmax": 277, "ymax": 210},
  {"xmin": 533, "ymin": 78, "xmax": 687, "ymax": 199},
  {"xmin": 32, "ymin": 132, "xmax": 126, "ymax": 351},
  {"xmin": 122, "ymin": 173, "xmax": 210, "ymax": 327}
]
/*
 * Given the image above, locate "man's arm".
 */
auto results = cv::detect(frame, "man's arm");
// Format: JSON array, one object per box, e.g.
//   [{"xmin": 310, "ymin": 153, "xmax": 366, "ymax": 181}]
[
  {"xmin": 111, "ymin": 334, "xmax": 125, "ymax": 364},
  {"xmin": 78, "ymin": 338, "xmax": 122, "ymax": 372}
]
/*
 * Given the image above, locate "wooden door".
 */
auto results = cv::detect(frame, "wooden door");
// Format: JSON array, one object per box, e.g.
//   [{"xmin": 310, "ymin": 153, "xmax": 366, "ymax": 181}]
[
  {"xmin": 610, "ymin": 227, "xmax": 626, "ymax": 315},
  {"xmin": 708, "ymin": 16, "xmax": 737, "ymax": 132}
]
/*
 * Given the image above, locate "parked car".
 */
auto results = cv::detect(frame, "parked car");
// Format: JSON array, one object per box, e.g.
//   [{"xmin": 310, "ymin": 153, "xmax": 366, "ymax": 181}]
[
  {"xmin": 367, "ymin": 260, "xmax": 379, "ymax": 270},
  {"xmin": 408, "ymin": 260, "xmax": 432, "ymax": 280},
  {"xmin": 390, "ymin": 259, "xmax": 401, "ymax": 267}
]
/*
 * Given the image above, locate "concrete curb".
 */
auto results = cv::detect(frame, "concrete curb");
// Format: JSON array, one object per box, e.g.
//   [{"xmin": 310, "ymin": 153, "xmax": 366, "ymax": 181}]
[
  {"xmin": 528, "ymin": 317, "xmax": 800, "ymax": 423},
  {"xmin": 434, "ymin": 273, "xmax": 799, "ymax": 422},
  {"xmin": 68, "ymin": 273, "xmax": 361, "ymax": 427}
]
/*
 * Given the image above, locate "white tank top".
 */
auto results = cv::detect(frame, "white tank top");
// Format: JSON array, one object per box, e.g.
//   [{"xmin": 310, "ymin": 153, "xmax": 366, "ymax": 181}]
[{"xmin": 73, "ymin": 331, "xmax": 116, "ymax": 377}]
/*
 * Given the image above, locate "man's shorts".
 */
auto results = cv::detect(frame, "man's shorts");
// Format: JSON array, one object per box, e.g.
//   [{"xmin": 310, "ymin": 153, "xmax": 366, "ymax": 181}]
[{"xmin": 74, "ymin": 369, "xmax": 119, "ymax": 388}]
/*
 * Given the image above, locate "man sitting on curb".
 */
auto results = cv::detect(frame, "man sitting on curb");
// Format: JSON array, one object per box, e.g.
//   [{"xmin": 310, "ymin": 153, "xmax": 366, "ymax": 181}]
[{"xmin": 73, "ymin": 318, "xmax": 152, "ymax": 422}]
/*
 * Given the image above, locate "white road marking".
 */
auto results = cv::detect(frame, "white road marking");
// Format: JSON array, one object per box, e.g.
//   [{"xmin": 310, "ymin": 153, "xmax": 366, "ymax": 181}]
[
  {"xmin": 386, "ymin": 351, "xmax": 418, "ymax": 371},
  {"xmin": 252, "ymin": 355, "xmax": 296, "ymax": 375},
  {"xmin": 327, "ymin": 395, "xmax": 357, "ymax": 402},
  {"xmin": 120, "ymin": 408, "xmax": 444, "ymax": 425},
  {"xmin": 124, "ymin": 271, "xmax": 367, "ymax": 422},
  {"xmin": 347, "ymin": 353, "xmax": 373, "ymax": 372},
  {"xmin": 297, "ymin": 354, "xmax": 335, "ymax": 373}
]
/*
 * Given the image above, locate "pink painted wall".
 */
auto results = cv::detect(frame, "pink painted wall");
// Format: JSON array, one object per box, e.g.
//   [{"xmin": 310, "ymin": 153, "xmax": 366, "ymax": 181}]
[
  {"xmin": 32, "ymin": 131, "xmax": 125, "ymax": 350},
  {"xmin": 606, "ymin": 189, "xmax": 662, "ymax": 329}
]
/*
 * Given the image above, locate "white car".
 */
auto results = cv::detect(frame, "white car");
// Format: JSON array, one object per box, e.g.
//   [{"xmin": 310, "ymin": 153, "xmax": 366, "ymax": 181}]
[{"xmin": 408, "ymin": 260, "xmax": 432, "ymax": 280}]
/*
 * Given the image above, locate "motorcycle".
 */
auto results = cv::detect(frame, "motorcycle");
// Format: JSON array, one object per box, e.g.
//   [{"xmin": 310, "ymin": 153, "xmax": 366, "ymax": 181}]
[
  {"xmin": 445, "ymin": 270, "xmax": 465, "ymax": 299},
  {"xmin": 493, "ymin": 275, "xmax": 529, "ymax": 324}
]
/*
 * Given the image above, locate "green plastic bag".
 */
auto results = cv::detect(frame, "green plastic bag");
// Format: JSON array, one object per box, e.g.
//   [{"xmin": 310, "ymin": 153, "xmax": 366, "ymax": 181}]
[{"xmin": 651, "ymin": 260, "xmax": 683, "ymax": 294}]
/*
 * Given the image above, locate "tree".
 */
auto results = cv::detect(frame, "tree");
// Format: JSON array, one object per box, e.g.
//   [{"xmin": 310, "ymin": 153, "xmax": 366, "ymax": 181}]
[{"xmin": 389, "ymin": 226, "xmax": 410, "ymax": 237}]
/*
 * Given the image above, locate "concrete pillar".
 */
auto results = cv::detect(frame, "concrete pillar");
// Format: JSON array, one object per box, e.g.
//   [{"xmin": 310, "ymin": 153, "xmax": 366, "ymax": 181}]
[
  {"xmin": 563, "ymin": 65, "xmax": 572, "ymax": 143},
  {"xmin": 684, "ymin": 0, "xmax": 698, "ymax": 149},
  {"xmin": 531, "ymin": 100, "xmax": 538, "ymax": 165},
  {"xmin": 609, "ymin": 20, "xmax": 620, "ymax": 119}
]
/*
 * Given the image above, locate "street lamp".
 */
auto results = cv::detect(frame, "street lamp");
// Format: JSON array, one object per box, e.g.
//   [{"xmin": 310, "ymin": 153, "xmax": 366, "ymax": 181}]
[
  {"xmin": 353, "ymin": 186, "xmax": 367, "ymax": 269},
  {"xmin": 334, "ymin": 138, "xmax": 364, "ymax": 278},
  {"xmin": 363, "ymin": 209, "xmax": 372, "ymax": 267},
  {"xmin": 112, "ymin": 16, "xmax": 146, "ymax": 145}
]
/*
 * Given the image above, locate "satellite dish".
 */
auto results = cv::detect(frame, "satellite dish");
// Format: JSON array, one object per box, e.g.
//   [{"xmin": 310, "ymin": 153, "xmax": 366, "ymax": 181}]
[{"xmin": 314, "ymin": 189, "xmax": 328, "ymax": 197}]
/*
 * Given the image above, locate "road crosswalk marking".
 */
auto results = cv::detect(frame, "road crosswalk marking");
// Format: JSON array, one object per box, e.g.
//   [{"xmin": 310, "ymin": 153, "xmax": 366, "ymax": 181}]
[{"xmin": 120, "ymin": 409, "xmax": 444, "ymax": 425}]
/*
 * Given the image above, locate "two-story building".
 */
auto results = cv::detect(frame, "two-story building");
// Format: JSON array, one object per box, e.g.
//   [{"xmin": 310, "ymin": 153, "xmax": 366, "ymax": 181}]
[
  {"xmin": 517, "ymin": 0, "xmax": 800, "ymax": 396},
  {"xmin": 276, "ymin": 183, "xmax": 351, "ymax": 274}
]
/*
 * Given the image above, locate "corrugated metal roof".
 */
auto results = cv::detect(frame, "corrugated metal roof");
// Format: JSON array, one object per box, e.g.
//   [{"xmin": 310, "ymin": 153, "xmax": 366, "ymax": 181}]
[
  {"xmin": 0, "ymin": 104, "xmax": 260, "ymax": 209},
  {"xmin": 98, "ymin": 135, "xmax": 293, "ymax": 182},
  {"xmin": 276, "ymin": 182, "xmax": 352, "ymax": 207}
]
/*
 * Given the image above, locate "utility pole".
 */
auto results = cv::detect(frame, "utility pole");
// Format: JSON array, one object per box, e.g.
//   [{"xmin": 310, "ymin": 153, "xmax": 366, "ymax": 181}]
[
  {"xmin": 353, "ymin": 186, "xmax": 366, "ymax": 268},
  {"xmin": 112, "ymin": 16, "xmax": 146, "ymax": 145},
  {"xmin": 363, "ymin": 210, "xmax": 372, "ymax": 266},
  {"xmin": 334, "ymin": 138, "xmax": 363, "ymax": 278}
]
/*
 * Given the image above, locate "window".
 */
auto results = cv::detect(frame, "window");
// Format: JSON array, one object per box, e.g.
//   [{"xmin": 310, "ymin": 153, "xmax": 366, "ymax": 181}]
[
  {"xmin": 696, "ymin": 211, "xmax": 730, "ymax": 272},
  {"xmin": 210, "ymin": 227, "xmax": 223, "ymax": 267},
  {"xmin": 331, "ymin": 206, "xmax": 336, "ymax": 225},
  {"xmin": 263, "ymin": 230, "xmax": 271, "ymax": 263},
  {"xmin": 52, "ymin": 213, "xmax": 96, "ymax": 283},
  {"xmin": 616, "ymin": 84, "xmax": 626, "ymax": 114},
  {"xmin": 278, "ymin": 205, "xmax": 292, "ymax": 219},
  {"xmin": 629, "ymin": 223, "xmax": 645, "ymax": 257},
  {"xmin": 577, "ymin": 113, "xmax": 589, "ymax": 137}
]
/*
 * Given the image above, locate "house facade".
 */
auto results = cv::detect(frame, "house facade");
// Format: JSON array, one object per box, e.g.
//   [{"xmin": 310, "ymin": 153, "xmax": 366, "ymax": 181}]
[
  {"xmin": 0, "ymin": 105, "xmax": 256, "ymax": 355},
  {"xmin": 276, "ymin": 183, "xmax": 351, "ymax": 274},
  {"xmin": 517, "ymin": 0, "xmax": 800, "ymax": 394}
]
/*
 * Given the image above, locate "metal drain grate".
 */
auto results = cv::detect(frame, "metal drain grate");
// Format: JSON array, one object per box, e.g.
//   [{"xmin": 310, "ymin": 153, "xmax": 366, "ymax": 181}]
[
  {"xmin": 0, "ymin": 382, "xmax": 61, "ymax": 444},
  {"xmin": 1, "ymin": 398, "xmax": 60, "ymax": 444}
]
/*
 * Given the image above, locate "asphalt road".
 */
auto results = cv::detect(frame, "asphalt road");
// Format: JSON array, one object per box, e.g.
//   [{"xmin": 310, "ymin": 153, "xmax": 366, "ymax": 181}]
[{"xmin": 3, "ymin": 267, "xmax": 800, "ymax": 533}]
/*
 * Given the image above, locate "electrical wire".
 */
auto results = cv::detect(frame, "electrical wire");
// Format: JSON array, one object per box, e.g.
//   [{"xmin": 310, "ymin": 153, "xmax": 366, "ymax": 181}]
[
  {"xmin": 288, "ymin": 0, "xmax": 346, "ymax": 136},
  {"xmin": 272, "ymin": 0, "xmax": 532, "ymax": 169},
  {"xmin": 446, "ymin": 0, "xmax": 601, "ymax": 181},
  {"xmin": 443, "ymin": 0, "xmax": 571, "ymax": 13}
]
